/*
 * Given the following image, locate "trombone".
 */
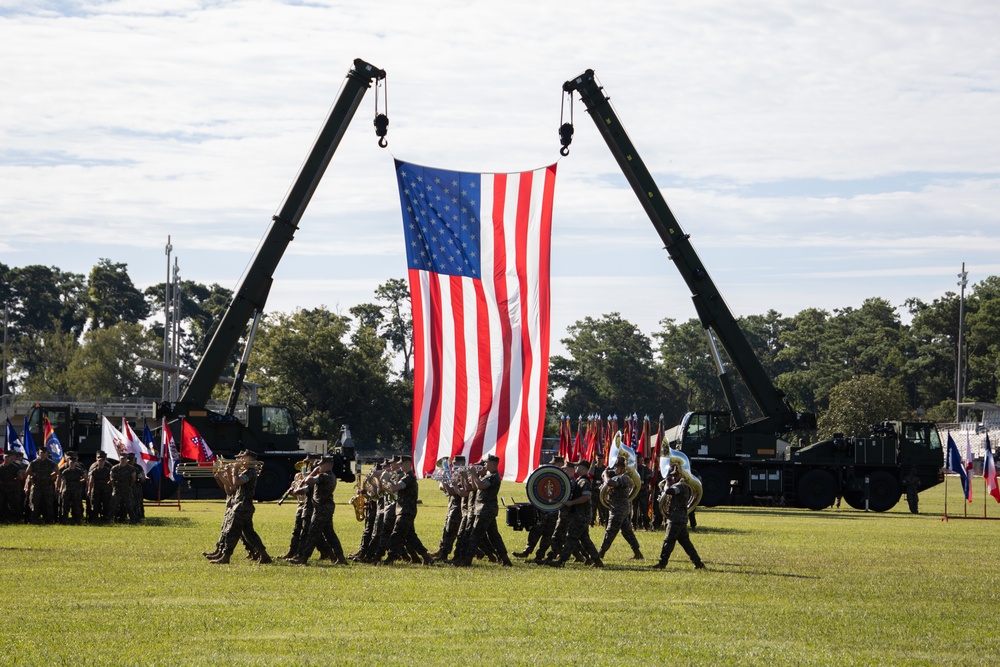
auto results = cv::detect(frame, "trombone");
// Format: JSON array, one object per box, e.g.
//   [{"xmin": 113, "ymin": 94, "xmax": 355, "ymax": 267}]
[{"xmin": 175, "ymin": 458, "xmax": 264, "ymax": 478}]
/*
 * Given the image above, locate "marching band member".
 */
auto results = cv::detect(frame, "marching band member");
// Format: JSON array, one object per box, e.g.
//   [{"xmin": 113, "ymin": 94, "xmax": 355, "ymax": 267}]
[
  {"xmin": 379, "ymin": 455, "xmax": 432, "ymax": 566},
  {"xmin": 651, "ymin": 466, "xmax": 705, "ymax": 570},
  {"xmin": 453, "ymin": 455, "xmax": 511, "ymax": 567},
  {"xmin": 427, "ymin": 455, "xmax": 465, "ymax": 562},
  {"xmin": 207, "ymin": 450, "xmax": 272, "ymax": 565},
  {"xmin": 286, "ymin": 455, "xmax": 347, "ymax": 565},
  {"xmin": 514, "ymin": 455, "xmax": 564, "ymax": 562},
  {"xmin": 597, "ymin": 457, "xmax": 644, "ymax": 560},
  {"xmin": 549, "ymin": 459, "xmax": 603, "ymax": 568}
]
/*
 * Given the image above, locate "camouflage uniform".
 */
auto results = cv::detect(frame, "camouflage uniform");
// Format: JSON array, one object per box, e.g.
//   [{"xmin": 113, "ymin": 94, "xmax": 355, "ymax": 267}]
[
  {"xmin": 654, "ymin": 478, "xmax": 704, "ymax": 569},
  {"xmin": 87, "ymin": 458, "xmax": 113, "ymax": 522},
  {"xmin": 384, "ymin": 468, "xmax": 430, "ymax": 564},
  {"xmin": 457, "ymin": 465, "xmax": 510, "ymax": 566},
  {"xmin": 217, "ymin": 465, "xmax": 268, "ymax": 560},
  {"xmin": 556, "ymin": 472, "xmax": 602, "ymax": 566},
  {"xmin": 26, "ymin": 455, "xmax": 58, "ymax": 523},
  {"xmin": 598, "ymin": 468, "xmax": 643, "ymax": 558},
  {"xmin": 58, "ymin": 459, "xmax": 87, "ymax": 524},
  {"xmin": 130, "ymin": 459, "xmax": 146, "ymax": 521},
  {"xmin": 903, "ymin": 468, "xmax": 921, "ymax": 514},
  {"xmin": 632, "ymin": 461, "xmax": 652, "ymax": 530},
  {"xmin": 292, "ymin": 466, "xmax": 345, "ymax": 564},
  {"xmin": 431, "ymin": 483, "xmax": 463, "ymax": 560},
  {"xmin": 109, "ymin": 459, "xmax": 138, "ymax": 523},
  {"xmin": 0, "ymin": 455, "xmax": 26, "ymax": 523},
  {"xmin": 281, "ymin": 471, "xmax": 309, "ymax": 558}
]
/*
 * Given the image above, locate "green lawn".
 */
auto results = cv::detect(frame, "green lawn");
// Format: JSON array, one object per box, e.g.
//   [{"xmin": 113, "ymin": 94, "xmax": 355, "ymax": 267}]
[{"xmin": 2, "ymin": 476, "xmax": 998, "ymax": 666}]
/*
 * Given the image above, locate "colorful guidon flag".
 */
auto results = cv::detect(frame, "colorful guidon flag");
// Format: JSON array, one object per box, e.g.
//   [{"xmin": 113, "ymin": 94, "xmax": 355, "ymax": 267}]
[
  {"xmin": 161, "ymin": 419, "xmax": 180, "ymax": 482},
  {"xmin": 946, "ymin": 434, "xmax": 971, "ymax": 503},
  {"xmin": 180, "ymin": 418, "xmax": 215, "ymax": 463},
  {"xmin": 984, "ymin": 433, "xmax": 1000, "ymax": 504},
  {"xmin": 395, "ymin": 160, "xmax": 556, "ymax": 482},
  {"xmin": 42, "ymin": 416, "xmax": 64, "ymax": 465},
  {"xmin": 5, "ymin": 418, "xmax": 25, "ymax": 456}
]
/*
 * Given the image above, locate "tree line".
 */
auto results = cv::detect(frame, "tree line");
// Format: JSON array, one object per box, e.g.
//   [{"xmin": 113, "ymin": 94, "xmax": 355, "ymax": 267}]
[{"xmin": 3, "ymin": 260, "xmax": 997, "ymax": 446}]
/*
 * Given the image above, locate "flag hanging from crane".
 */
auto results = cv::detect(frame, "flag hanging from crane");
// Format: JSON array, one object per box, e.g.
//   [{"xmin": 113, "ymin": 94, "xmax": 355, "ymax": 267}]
[{"xmin": 395, "ymin": 159, "xmax": 556, "ymax": 482}]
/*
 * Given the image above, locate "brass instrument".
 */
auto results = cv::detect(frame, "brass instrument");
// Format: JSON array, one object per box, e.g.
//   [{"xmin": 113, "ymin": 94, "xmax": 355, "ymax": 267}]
[
  {"xmin": 348, "ymin": 464, "xmax": 368, "ymax": 521},
  {"xmin": 599, "ymin": 431, "xmax": 642, "ymax": 508},
  {"xmin": 175, "ymin": 458, "xmax": 264, "ymax": 478},
  {"xmin": 657, "ymin": 446, "xmax": 703, "ymax": 515}
]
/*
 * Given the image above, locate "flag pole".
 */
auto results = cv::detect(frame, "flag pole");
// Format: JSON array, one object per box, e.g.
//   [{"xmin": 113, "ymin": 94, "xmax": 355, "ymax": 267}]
[{"xmin": 942, "ymin": 472, "xmax": 948, "ymax": 521}]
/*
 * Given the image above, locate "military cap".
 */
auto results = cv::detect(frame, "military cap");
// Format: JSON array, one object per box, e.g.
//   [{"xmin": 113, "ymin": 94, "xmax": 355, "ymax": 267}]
[
  {"xmin": 574, "ymin": 459, "xmax": 591, "ymax": 469},
  {"xmin": 66, "ymin": 451, "xmax": 79, "ymax": 459},
  {"xmin": 392, "ymin": 455, "xmax": 403, "ymax": 463},
  {"xmin": 96, "ymin": 451, "xmax": 107, "ymax": 459},
  {"xmin": 399, "ymin": 454, "xmax": 413, "ymax": 463},
  {"xmin": 485, "ymin": 454, "xmax": 500, "ymax": 464},
  {"xmin": 125, "ymin": 452, "xmax": 136, "ymax": 460},
  {"xmin": 237, "ymin": 449, "xmax": 258, "ymax": 459},
  {"xmin": 453, "ymin": 455, "xmax": 466, "ymax": 464},
  {"xmin": 319, "ymin": 455, "xmax": 335, "ymax": 465},
  {"xmin": 305, "ymin": 452, "xmax": 321, "ymax": 460},
  {"xmin": 551, "ymin": 455, "xmax": 566, "ymax": 466}
]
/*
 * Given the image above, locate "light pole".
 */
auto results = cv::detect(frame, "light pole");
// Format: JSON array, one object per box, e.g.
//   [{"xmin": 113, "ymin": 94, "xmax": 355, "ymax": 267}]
[{"xmin": 956, "ymin": 263, "xmax": 968, "ymax": 424}]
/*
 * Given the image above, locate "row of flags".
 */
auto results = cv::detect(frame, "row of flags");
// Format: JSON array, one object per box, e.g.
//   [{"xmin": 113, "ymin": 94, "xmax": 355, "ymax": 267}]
[
  {"xmin": 557, "ymin": 413, "xmax": 663, "ymax": 466},
  {"xmin": 5, "ymin": 415, "xmax": 217, "ymax": 484},
  {"xmin": 946, "ymin": 432, "xmax": 1000, "ymax": 504}
]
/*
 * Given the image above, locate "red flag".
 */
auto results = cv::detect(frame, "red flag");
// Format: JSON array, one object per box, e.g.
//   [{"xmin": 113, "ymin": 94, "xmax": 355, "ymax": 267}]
[
  {"xmin": 558, "ymin": 417, "xmax": 570, "ymax": 459},
  {"xmin": 636, "ymin": 416, "xmax": 650, "ymax": 457},
  {"xmin": 180, "ymin": 419, "xmax": 215, "ymax": 463},
  {"xmin": 396, "ymin": 161, "xmax": 556, "ymax": 482},
  {"xmin": 585, "ymin": 417, "xmax": 598, "ymax": 462}
]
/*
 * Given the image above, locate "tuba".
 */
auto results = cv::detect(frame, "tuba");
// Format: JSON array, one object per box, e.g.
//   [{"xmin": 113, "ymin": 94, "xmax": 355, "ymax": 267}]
[
  {"xmin": 657, "ymin": 445, "xmax": 703, "ymax": 515},
  {"xmin": 599, "ymin": 431, "xmax": 642, "ymax": 508}
]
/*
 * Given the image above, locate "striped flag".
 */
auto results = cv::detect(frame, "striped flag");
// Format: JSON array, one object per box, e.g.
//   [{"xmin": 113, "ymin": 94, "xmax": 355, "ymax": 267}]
[
  {"xmin": 985, "ymin": 433, "xmax": 1000, "ymax": 503},
  {"xmin": 42, "ymin": 416, "xmax": 64, "ymax": 466},
  {"xmin": 395, "ymin": 160, "xmax": 556, "ymax": 482}
]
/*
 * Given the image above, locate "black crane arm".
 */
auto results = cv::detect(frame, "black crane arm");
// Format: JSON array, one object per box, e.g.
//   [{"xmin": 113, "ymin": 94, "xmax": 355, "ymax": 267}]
[
  {"xmin": 562, "ymin": 69, "xmax": 802, "ymax": 429},
  {"xmin": 178, "ymin": 59, "xmax": 386, "ymax": 409}
]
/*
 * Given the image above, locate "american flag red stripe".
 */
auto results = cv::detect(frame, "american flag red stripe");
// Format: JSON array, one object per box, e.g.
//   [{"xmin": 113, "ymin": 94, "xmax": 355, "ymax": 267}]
[{"xmin": 397, "ymin": 160, "xmax": 556, "ymax": 482}]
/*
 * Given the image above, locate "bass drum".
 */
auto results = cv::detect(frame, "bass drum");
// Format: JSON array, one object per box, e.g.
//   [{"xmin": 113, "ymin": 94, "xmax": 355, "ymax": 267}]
[{"xmin": 525, "ymin": 465, "xmax": 573, "ymax": 513}]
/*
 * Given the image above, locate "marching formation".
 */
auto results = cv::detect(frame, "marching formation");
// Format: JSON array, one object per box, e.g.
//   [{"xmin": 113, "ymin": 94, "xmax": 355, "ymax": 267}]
[{"xmin": 196, "ymin": 445, "xmax": 706, "ymax": 572}]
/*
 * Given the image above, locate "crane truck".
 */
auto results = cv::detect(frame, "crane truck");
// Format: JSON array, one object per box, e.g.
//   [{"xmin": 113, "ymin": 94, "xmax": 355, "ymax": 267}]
[
  {"xmin": 16, "ymin": 60, "xmax": 387, "ymax": 500},
  {"xmin": 561, "ymin": 69, "xmax": 943, "ymax": 512}
]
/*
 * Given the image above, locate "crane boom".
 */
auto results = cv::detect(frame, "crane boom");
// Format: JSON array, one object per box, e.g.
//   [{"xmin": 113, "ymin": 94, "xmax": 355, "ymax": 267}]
[
  {"xmin": 562, "ymin": 69, "xmax": 807, "ymax": 434},
  {"xmin": 180, "ymin": 58, "xmax": 386, "ymax": 407}
]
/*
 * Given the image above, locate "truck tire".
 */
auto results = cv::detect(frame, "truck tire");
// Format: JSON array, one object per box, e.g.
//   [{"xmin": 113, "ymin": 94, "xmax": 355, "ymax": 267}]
[
  {"xmin": 797, "ymin": 469, "xmax": 836, "ymax": 510},
  {"xmin": 866, "ymin": 470, "xmax": 901, "ymax": 512},
  {"xmin": 698, "ymin": 467, "xmax": 731, "ymax": 507},
  {"xmin": 255, "ymin": 461, "xmax": 292, "ymax": 502},
  {"xmin": 842, "ymin": 490, "xmax": 866, "ymax": 510}
]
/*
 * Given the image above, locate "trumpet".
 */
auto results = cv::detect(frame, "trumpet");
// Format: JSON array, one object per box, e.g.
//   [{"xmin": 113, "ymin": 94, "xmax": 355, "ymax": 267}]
[{"xmin": 175, "ymin": 458, "xmax": 264, "ymax": 478}]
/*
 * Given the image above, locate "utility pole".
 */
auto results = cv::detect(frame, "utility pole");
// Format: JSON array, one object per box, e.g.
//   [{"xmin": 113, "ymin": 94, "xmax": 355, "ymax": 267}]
[
  {"xmin": 956, "ymin": 262, "xmax": 968, "ymax": 424},
  {"xmin": 163, "ymin": 236, "xmax": 172, "ymax": 401}
]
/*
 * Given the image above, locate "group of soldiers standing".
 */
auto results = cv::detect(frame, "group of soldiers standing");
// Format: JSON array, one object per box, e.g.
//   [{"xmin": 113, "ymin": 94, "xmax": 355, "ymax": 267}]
[{"xmin": 0, "ymin": 448, "xmax": 146, "ymax": 525}]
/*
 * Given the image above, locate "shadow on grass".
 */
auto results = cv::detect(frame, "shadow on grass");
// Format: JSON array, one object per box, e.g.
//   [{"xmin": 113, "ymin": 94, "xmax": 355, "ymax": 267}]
[
  {"xmin": 709, "ymin": 507, "xmax": 866, "ymax": 520},
  {"xmin": 140, "ymin": 516, "xmax": 196, "ymax": 528}
]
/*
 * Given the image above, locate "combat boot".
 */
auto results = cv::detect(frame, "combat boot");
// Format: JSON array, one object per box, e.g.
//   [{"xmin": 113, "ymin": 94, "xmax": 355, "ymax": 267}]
[
  {"xmin": 512, "ymin": 549, "xmax": 530, "ymax": 558},
  {"xmin": 209, "ymin": 554, "xmax": 231, "ymax": 565},
  {"xmin": 632, "ymin": 550, "xmax": 644, "ymax": 560},
  {"xmin": 256, "ymin": 552, "xmax": 274, "ymax": 565},
  {"xmin": 650, "ymin": 561, "xmax": 666, "ymax": 569},
  {"xmin": 589, "ymin": 558, "xmax": 604, "ymax": 568}
]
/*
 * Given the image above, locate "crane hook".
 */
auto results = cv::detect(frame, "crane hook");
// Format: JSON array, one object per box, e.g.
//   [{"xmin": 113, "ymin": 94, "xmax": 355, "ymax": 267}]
[
  {"xmin": 558, "ymin": 89, "xmax": 574, "ymax": 156},
  {"xmin": 374, "ymin": 75, "xmax": 389, "ymax": 148}
]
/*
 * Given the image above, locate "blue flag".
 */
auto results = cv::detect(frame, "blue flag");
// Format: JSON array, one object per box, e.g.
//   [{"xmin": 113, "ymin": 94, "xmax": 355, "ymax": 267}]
[
  {"xmin": 5, "ymin": 418, "xmax": 25, "ymax": 456},
  {"xmin": 22, "ymin": 416, "xmax": 37, "ymax": 461},
  {"xmin": 143, "ymin": 420, "xmax": 161, "ymax": 478},
  {"xmin": 946, "ymin": 434, "xmax": 970, "ymax": 502}
]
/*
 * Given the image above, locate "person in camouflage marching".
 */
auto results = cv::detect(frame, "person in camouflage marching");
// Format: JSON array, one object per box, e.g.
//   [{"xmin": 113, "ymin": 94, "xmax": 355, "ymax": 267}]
[
  {"xmin": 208, "ymin": 450, "xmax": 271, "ymax": 565},
  {"xmin": 453, "ymin": 455, "xmax": 512, "ymax": 567},
  {"xmin": 109, "ymin": 453, "xmax": 138, "ymax": 523},
  {"xmin": 26, "ymin": 447, "xmax": 58, "ymax": 524},
  {"xmin": 57, "ymin": 451, "xmax": 87, "ymax": 524},
  {"xmin": 651, "ymin": 466, "xmax": 705, "ymax": 570},
  {"xmin": 427, "ymin": 455, "xmax": 466, "ymax": 562},
  {"xmin": 0, "ymin": 450, "xmax": 27, "ymax": 523},
  {"xmin": 87, "ymin": 451, "xmax": 112, "ymax": 522},
  {"xmin": 128, "ymin": 452, "xmax": 146, "ymax": 522},
  {"xmin": 513, "ymin": 456, "xmax": 563, "ymax": 562},
  {"xmin": 279, "ymin": 456, "xmax": 314, "ymax": 560},
  {"xmin": 287, "ymin": 456, "xmax": 348, "ymax": 565},
  {"xmin": 551, "ymin": 459, "xmax": 603, "ymax": 568},
  {"xmin": 379, "ymin": 455, "xmax": 432, "ymax": 566},
  {"xmin": 598, "ymin": 457, "xmax": 644, "ymax": 560}
]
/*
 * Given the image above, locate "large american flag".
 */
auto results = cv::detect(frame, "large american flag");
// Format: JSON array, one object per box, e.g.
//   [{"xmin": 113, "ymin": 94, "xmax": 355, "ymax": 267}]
[{"xmin": 395, "ymin": 159, "xmax": 556, "ymax": 482}]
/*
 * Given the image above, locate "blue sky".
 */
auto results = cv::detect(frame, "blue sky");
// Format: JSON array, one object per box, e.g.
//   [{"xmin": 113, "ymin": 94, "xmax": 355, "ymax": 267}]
[{"xmin": 2, "ymin": 0, "xmax": 999, "ymax": 355}]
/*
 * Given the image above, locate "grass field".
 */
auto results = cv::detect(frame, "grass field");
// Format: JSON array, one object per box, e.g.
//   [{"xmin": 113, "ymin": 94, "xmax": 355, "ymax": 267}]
[{"xmin": 2, "ymin": 475, "xmax": 999, "ymax": 666}]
